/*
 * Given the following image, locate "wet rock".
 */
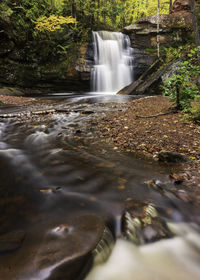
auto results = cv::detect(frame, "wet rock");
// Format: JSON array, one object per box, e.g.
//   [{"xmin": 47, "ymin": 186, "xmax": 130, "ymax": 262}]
[
  {"xmin": 158, "ymin": 151, "xmax": 187, "ymax": 163},
  {"xmin": 169, "ymin": 173, "xmax": 184, "ymax": 184},
  {"xmin": 122, "ymin": 202, "xmax": 173, "ymax": 245},
  {"xmin": 0, "ymin": 230, "xmax": 25, "ymax": 253},
  {"xmin": 81, "ymin": 110, "xmax": 94, "ymax": 115},
  {"xmin": 34, "ymin": 213, "xmax": 112, "ymax": 280},
  {"xmin": 75, "ymin": 129, "xmax": 82, "ymax": 134},
  {"xmin": 170, "ymin": 171, "xmax": 192, "ymax": 185},
  {"xmin": 144, "ymin": 179, "xmax": 166, "ymax": 192},
  {"xmin": 175, "ymin": 190, "xmax": 192, "ymax": 203}
]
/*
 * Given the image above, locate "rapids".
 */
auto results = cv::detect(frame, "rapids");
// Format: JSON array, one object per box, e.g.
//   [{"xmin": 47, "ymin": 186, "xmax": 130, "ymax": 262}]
[{"xmin": 0, "ymin": 93, "xmax": 200, "ymax": 280}]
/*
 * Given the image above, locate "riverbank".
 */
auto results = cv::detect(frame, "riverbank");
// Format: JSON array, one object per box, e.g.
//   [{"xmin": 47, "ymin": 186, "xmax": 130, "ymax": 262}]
[
  {"xmin": 96, "ymin": 96, "xmax": 200, "ymax": 204},
  {"xmin": 0, "ymin": 95, "xmax": 36, "ymax": 106}
]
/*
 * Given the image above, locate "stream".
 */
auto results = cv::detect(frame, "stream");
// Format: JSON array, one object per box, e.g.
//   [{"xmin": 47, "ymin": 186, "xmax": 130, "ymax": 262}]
[{"xmin": 0, "ymin": 93, "xmax": 200, "ymax": 280}]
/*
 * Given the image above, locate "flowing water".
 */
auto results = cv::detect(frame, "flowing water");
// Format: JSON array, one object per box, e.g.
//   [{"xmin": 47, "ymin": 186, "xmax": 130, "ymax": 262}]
[
  {"xmin": 0, "ymin": 93, "xmax": 200, "ymax": 280},
  {"xmin": 91, "ymin": 31, "xmax": 134, "ymax": 93}
]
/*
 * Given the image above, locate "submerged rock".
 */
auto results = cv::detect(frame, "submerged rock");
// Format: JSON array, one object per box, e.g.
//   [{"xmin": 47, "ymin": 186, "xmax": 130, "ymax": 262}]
[
  {"xmin": 158, "ymin": 151, "xmax": 187, "ymax": 163},
  {"xmin": 122, "ymin": 202, "xmax": 173, "ymax": 245},
  {"xmin": 0, "ymin": 230, "xmax": 25, "ymax": 253},
  {"xmin": 34, "ymin": 213, "xmax": 113, "ymax": 280}
]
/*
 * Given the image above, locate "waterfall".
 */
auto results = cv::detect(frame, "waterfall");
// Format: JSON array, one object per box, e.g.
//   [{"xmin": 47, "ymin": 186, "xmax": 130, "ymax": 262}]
[{"xmin": 91, "ymin": 31, "xmax": 134, "ymax": 93}]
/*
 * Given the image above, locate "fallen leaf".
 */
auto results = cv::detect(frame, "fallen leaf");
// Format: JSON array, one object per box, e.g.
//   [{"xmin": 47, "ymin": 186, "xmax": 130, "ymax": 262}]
[{"xmin": 118, "ymin": 185, "xmax": 125, "ymax": 190}]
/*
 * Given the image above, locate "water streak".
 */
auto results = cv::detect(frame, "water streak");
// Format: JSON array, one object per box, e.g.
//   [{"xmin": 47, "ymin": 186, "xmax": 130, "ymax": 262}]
[{"xmin": 92, "ymin": 31, "xmax": 134, "ymax": 93}]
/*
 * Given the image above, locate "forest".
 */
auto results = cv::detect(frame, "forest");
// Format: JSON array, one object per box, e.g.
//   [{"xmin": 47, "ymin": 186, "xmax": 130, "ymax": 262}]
[
  {"xmin": 0, "ymin": 1, "xmax": 178, "ymax": 62},
  {"xmin": 0, "ymin": 1, "xmax": 200, "ymax": 280}
]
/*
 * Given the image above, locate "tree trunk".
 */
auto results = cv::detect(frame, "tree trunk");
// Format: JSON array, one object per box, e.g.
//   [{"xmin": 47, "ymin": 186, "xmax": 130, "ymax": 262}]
[
  {"xmin": 190, "ymin": 0, "xmax": 200, "ymax": 67},
  {"xmin": 176, "ymin": 86, "xmax": 181, "ymax": 110},
  {"xmin": 157, "ymin": 0, "xmax": 160, "ymax": 58},
  {"xmin": 169, "ymin": 0, "xmax": 173, "ymax": 13},
  {"xmin": 71, "ymin": 0, "xmax": 76, "ymax": 19}
]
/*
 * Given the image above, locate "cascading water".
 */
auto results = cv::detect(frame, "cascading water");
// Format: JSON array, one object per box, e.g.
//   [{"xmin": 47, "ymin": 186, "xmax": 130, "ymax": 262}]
[{"xmin": 92, "ymin": 31, "xmax": 134, "ymax": 93}]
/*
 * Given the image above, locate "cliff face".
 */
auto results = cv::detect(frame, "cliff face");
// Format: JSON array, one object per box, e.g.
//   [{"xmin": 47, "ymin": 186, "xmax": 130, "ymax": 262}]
[
  {"xmin": 0, "ymin": 1, "xmax": 93, "ymax": 94},
  {"xmin": 123, "ymin": 0, "xmax": 193, "ymax": 79},
  {"xmin": 124, "ymin": 0, "xmax": 193, "ymax": 50},
  {"xmin": 0, "ymin": 42, "xmax": 93, "ymax": 94}
]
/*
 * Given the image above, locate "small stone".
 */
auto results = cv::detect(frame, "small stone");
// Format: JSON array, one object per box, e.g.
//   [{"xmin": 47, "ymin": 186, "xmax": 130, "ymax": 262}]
[{"xmin": 75, "ymin": 129, "xmax": 82, "ymax": 134}]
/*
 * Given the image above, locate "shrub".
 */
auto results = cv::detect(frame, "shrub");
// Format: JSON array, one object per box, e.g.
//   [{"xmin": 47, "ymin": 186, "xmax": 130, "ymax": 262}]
[{"xmin": 162, "ymin": 46, "xmax": 200, "ymax": 110}]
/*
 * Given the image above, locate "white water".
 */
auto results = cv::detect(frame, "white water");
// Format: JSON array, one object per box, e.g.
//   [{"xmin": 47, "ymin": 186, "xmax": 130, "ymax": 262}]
[
  {"xmin": 86, "ymin": 223, "xmax": 200, "ymax": 280},
  {"xmin": 92, "ymin": 31, "xmax": 134, "ymax": 93}
]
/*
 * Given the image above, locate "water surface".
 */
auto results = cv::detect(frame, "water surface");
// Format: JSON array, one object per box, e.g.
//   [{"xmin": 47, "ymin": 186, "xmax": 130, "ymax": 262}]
[{"xmin": 0, "ymin": 93, "xmax": 199, "ymax": 280}]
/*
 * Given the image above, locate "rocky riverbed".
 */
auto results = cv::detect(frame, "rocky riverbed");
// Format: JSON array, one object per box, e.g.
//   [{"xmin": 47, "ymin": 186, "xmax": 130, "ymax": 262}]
[
  {"xmin": 0, "ymin": 93, "xmax": 200, "ymax": 280},
  {"xmin": 95, "ymin": 96, "xmax": 200, "ymax": 205},
  {"xmin": 0, "ymin": 94, "xmax": 200, "ymax": 206}
]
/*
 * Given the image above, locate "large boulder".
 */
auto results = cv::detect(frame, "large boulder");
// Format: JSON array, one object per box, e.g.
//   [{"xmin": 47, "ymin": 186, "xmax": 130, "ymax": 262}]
[
  {"xmin": 34, "ymin": 214, "xmax": 110, "ymax": 280},
  {"xmin": 122, "ymin": 202, "xmax": 173, "ymax": 245}
]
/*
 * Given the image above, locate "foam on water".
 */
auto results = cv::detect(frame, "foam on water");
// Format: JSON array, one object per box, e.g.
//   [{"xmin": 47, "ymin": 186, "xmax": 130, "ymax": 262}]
[{"xmin": 86, "ymin": 224, "xmax": 200, "ymax": 280}]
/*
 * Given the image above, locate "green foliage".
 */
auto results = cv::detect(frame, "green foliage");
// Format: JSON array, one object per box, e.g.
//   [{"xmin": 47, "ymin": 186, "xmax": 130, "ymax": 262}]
[
  {"xmin": 0, "ymin": 1, "xmax": 13, "ymax": 24},
  {"xmin": 163, "ymin": 45, "xmax": 189, "ymax": 63},
  {"xmin": 1, "ymin": 0, "xmax": 176, "ymax": 43},
  {"xmin": 162, "ymin": 47, "xmax": 200, "ymax": 110},
  {"xmin": 56, "ymin": 0, "xmax": 175, "ymax": 31},
  {"xmin": 184, "ymin": 103, "xmax": 200, "ymax": 122}
]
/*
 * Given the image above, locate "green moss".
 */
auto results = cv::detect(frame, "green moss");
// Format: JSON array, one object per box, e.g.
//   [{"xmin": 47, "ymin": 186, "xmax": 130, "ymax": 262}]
[
  {"xmin": 145, "ymin": 48, "xmax": 157, "ymax": 55},
  {"xmin": 0, "ymin": 87, "xmax": 24, "ymax": 96}
]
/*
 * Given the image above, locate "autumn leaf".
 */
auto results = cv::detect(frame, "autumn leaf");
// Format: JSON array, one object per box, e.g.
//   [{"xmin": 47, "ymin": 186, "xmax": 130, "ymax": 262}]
[{"xmin": 118, "ymin": 185, "xmax": 125, "ymax": 190}]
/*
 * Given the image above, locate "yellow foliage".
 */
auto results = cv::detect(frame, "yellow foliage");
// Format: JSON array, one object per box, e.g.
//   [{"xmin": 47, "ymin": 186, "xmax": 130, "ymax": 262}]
[{"xmin": 35, "ymin": 15, "xmax": 76, "ymax": 32}]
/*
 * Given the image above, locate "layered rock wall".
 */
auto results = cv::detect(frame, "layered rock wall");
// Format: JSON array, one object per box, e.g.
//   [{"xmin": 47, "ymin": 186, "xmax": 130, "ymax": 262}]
[
  {"xmin": 124, "ymin": 0, "xmax": 193, "ymax": 50},
  {"xmin": 123, "ymin": 0, "xmax": 193, "ymax": 83}
]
